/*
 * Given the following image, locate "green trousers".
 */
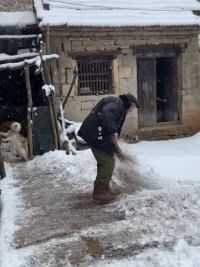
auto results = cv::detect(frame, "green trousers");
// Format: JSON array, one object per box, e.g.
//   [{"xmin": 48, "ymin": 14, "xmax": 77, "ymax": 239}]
[{"xmin": 91, "ymin": 148, "xmax": 115, "ymax": 186}]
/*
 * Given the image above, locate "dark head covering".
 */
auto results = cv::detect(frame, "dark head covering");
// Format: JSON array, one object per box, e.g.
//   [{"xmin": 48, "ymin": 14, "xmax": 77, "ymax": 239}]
[{"xmin": 119, "ymin": 93, "xmax": 139, "ymax": 110}]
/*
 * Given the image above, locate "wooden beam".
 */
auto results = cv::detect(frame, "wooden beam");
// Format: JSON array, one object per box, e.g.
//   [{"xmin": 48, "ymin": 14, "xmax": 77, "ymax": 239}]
[
  {"xmin": 46, "ymin": 25, "xmax": 51, "ymax": 54},
  {"xmin": 0, "ymin": 52, "xmax": 38, "ymax": 64},
  {"xmin": 68, "ymin": 50, "xmax": 120, "ymax": 59},
  {"xmin": 0, "ymin": 54, "xmax": 59, "ymax": 71},
  {"xmin": 62, "ymin": 67, "xmax": 78, "ymax": 109},
  {"xmin": 24, "ymin": 63, "xmax": 33, "ymax": 159},
  {"xmin": 0, "ymin": 34, "xmax": 38, "ymax": 40}
]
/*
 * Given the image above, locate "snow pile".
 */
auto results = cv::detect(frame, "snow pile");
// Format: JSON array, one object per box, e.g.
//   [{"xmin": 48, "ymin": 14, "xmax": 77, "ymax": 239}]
[
  {"xmin": 34, "ymin": 0, "xmax": 200, "ymax": 27},
  {"xmin": 26, "ymin": 149, "xmax": 96, "ymax": 185}
]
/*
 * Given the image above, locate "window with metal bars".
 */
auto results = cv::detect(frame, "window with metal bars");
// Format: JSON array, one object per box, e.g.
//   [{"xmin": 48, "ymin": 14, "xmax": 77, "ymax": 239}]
[{"xmin": 77, "ymin": 55, "xmax": 113, "ymax": 96}]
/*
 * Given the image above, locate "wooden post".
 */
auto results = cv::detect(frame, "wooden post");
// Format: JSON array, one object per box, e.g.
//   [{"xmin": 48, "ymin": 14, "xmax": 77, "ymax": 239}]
[
  {"xmin": 39, "ymin": 53, "xmax": 59, "ymax": 149},
  {"xmin": 46, "ymin": 62, "xmax": 61, "ymax": 149},
  {"xmin": 38, "ymin": 34, "xmax": 60, "ymax": 149},
  {"xmin": 0, "ymin": 137, "xmax": 6, "ymax": 179},
  {"xmin": 56, "ymin": 58, "xmax": 63, "ymax": 100},
  {"xmin": 62, "ymin": 67, "xmax": 78, "ymax": 110},
  {"xmin": 46, "ymin": 25, "xmax": 51, "ymax": 54},
  {"xmin": 24, "ymin": 63, "xmax": 33, "ymax": 159}
]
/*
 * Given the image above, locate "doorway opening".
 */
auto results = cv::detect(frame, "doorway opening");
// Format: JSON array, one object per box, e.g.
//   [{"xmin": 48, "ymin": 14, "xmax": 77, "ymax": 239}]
[
  {"xmin": 156, "ymin": 58, "xmax": 178, "ymax": 123},
  {"xmin": 137, "ymin": 55, "xmax": 179, "ymax": 128}
]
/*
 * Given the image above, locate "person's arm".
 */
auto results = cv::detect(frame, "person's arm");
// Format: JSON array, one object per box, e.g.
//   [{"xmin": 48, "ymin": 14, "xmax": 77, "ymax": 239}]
[
  {"xmin": 111, "ymin": 133, "xmax": 126, "ymax": 160},
  {"xmin": 101, "ymin": 102, "xmax": 126, "ymax": 159}
]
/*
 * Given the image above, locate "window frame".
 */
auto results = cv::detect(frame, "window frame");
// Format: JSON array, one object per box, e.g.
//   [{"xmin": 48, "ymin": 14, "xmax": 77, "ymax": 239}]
[{"xmin": 76, "ymin": 54, "xmax": 114, "ymax": 96}]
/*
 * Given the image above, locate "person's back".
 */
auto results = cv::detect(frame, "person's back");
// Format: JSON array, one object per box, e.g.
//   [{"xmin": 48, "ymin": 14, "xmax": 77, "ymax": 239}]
[{"xmin": 78, "ymin": 95, "xmax": 126, "ymax": 153}]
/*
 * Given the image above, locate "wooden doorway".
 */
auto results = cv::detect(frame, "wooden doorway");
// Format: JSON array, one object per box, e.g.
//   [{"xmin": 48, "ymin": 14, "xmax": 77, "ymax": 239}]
[
  {"xmin": 137, "ymin": 56, "xmax": 179, "ymax": 128},
  {"xmin": 156, "ymin": 58, "xmax": 178, "ymax": 123}
]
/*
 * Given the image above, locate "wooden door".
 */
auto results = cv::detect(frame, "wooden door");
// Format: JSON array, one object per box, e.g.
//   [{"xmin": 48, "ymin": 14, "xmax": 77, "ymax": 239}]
[
  {"xmin": 32, "ymin": 106, "xmax": 54, "ymax": 155},
  {"xmin": 137, "ymin": 58, "xmax": 157, "ymax": 127}
]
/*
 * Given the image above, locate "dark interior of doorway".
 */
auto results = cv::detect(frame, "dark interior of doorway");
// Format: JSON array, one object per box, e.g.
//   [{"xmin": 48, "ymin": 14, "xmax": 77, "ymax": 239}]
[
  {"xmin": 156, "ymin": 58, "xmax": 178, "ymax": 123},
  {"xmin": 0, "ymin": 66, "xmax": 47, "ymax": 136}
]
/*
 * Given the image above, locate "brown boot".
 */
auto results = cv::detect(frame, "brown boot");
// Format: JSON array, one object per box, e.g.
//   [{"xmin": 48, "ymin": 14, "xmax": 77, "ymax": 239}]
[
  {"xmin": 107, "ymin": 183, "xmax": 121, "ymax": 197},
  {"xmin": 93, "ymin": 182, "xmax": 117, "ymax": 203}
]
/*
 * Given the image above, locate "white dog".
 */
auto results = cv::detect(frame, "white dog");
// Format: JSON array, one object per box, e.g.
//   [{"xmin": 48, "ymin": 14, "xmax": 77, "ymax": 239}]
[{"xmin": 0, "ymin": 122, "xmax": 28, "ymax": 161}]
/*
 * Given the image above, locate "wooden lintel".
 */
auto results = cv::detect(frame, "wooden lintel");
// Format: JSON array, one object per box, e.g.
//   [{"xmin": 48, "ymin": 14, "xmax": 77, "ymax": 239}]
[{"xmin": 68, "ymin": 49, "xmax": 121, "ymax": 59}]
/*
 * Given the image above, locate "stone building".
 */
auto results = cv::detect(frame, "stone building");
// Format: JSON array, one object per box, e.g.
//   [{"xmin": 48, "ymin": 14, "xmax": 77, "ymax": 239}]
[{"xmin": 34, "ymin": 0, "xmax": 200, "ymax": 139}]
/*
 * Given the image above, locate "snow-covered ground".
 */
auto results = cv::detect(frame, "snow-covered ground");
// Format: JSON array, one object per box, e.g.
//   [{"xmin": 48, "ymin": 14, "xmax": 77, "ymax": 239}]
[
  {"xmin": 91, "ymin": 240, "xmax": 200, "ymax": 267},
  {"xmin": 1, "ymin": 133, "xmax": 200, "ymax": 266}
]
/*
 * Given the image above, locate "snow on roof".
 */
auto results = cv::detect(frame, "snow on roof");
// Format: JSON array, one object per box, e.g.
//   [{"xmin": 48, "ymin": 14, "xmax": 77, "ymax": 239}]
[
  {"xmin": 0, "ymin": 11, "xmax": 36, "ymax": 27},
  {"xmin": 34, "ymin": 0, "xmax": 200, "ymax": 27},
  {"xmin": 0, "ymin": 54, "xmax": 59, "ymax": 71},
  {"xmin": 0, "ymin": 34, "xmax": 38, "ymax": 39}
]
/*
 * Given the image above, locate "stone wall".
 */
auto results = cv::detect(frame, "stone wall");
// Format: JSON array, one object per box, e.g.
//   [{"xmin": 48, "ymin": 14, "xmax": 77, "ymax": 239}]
[
  {"xmin": 0, "ymin": 0, "xmax": 33, "ymax": 11},
  {"xmin": 47, "ymin": 27, "xmax": 200, "ymax": 139},
  {"xmin": 182, "ymin": 36, "xmax": 200, "ymax": 128}
]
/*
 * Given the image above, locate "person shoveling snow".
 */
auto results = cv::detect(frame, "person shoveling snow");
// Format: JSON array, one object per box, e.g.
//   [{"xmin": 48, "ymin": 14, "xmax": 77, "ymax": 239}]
[{"xmin": 78, "ymin": 93, "xmax": 139, "ymax": 204}]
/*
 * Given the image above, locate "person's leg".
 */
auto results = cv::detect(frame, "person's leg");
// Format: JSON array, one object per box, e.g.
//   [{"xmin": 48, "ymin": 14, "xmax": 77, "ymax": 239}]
[
  {"xmin": 92, "ymin": 148, "xmax": 115, "ymax": 185},
  {"xmin": 91, "ymin": 148, "xmax": 116, "ymax": 202}
]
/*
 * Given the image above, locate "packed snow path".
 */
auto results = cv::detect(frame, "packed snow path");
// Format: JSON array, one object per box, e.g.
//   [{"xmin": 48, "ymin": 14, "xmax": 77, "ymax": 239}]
[{"xmin": 1, "ymin": 134, "xmax": 200, "ymax": 266}]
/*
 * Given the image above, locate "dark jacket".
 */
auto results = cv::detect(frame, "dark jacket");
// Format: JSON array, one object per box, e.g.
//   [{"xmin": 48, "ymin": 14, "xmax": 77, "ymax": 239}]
[{"xmin": 78, "ymin": 96, "xmax": 128, "ymax": 153}]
